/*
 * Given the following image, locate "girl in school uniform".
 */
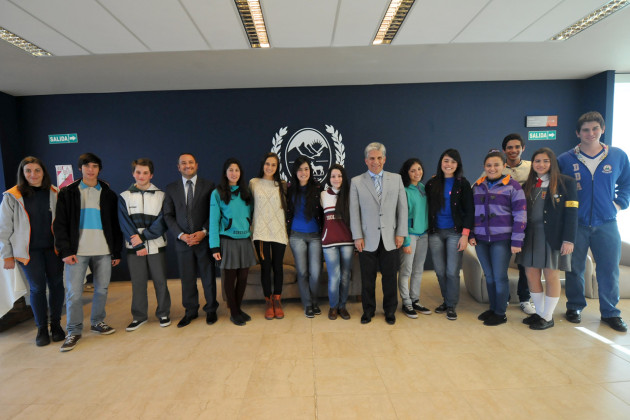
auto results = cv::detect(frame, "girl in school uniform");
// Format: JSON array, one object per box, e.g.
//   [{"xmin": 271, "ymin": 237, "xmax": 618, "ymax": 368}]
[{"xmin": 517, "ymin": 147, "xmax": 578, "ymax": 330}]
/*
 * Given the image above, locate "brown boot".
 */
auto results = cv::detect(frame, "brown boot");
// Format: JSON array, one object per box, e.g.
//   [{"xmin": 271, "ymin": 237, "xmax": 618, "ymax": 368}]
[
  {"xmin": 273, "ymin": 294, "xmax": 284, "ymax": 319},
  {"xmin": 265, "ymin": 297, "xmax": 274, "ymax": 320}
]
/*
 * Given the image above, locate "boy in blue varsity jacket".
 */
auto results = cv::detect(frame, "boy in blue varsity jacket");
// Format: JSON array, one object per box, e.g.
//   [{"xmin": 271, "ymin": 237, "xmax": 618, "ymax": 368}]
[
  {"xmin": 558, "ymin": 111, "xmax": 630, "ymax": 332},
  {"xmin": 118, "ymin": 158, "xmax": 171, "ymax": 332}
]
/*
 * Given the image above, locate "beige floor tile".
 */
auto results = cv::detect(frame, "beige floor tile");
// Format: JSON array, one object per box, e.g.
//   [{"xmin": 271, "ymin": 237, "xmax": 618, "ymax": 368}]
[
  {"xmin": 245, "ymin": 358, "xmax": 314, "ymax": 398},
  {"xmin": 374, "ymin": 354, "xmax": 459, "ymax": 393},
  {"xmin": 256, "ymin": 332, "xmax": 313, "ymax": 360},
  {"xmin": 547, "ymin": 346, "xmax": 630, "ymax": 383},
  {"xmin": 237, "ymin": 396, "xmax": 315, "ymax": 420},
  {"xmin": 389, "ymin": 392, "xmax": 477, "ymax": 420},
  {"xmin": 0, "ymin": 405, "xmax": 28, "ymax": 420},
  {"xmin": 316, "ymin": 394, "xmax": 397, "ymax": 420},
  {"xmin": 602, "ymin": 381, "xmax": 630, "ymax": 405},
  {"xmin": 314, "ymin": 357, "xmax": 386, "ymax": 395}
]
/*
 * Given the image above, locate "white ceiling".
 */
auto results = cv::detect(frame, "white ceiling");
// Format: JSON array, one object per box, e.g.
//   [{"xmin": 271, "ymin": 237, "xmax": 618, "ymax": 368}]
[{"xmin": 1, "ymin": 0, "xmax": 629, "ymax": 96}]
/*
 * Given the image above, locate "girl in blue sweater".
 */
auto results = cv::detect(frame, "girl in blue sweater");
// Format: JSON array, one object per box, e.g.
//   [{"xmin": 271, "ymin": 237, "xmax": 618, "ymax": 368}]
[{"xmin": 210, "ymin": 158, "xmax": 257, "ymax": 326}]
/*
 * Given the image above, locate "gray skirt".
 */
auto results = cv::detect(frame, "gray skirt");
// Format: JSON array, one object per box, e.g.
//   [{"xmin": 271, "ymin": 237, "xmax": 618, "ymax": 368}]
[{"xmin": 220, "ymin": 236, "xmax": 258, "ymax": 270}]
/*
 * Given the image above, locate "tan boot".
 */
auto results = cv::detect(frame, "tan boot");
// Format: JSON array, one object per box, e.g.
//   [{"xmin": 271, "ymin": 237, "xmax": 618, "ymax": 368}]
[
  {"xmin": 273, "ymin": 294, "xmax": 284, "ymax": 319},
  {"xmin": 265, "ymin": 297, "xmax": 274, "ymax": 320}
]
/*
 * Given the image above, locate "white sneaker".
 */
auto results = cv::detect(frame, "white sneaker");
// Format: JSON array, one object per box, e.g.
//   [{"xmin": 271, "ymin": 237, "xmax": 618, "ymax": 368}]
[{"xmin": 520, "ymin": 301, "xmax": 536, "ymax": 315}]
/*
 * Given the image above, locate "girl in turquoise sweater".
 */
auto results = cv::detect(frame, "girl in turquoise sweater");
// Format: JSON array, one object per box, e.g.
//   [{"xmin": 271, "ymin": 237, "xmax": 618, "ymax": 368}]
[
  {"xmin": 397, "ymin": 158, "xmax": 430, "ymax": 318},
  {"xmin": 210, "ymin": 158, "xmax": 257, "ymax": 326}
]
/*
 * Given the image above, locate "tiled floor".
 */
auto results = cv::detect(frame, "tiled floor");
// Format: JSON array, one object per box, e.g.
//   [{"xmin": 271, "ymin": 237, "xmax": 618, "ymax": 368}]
[{"xmin": 1, "ymin": 272, "xmax": 630, "ymax": 419}]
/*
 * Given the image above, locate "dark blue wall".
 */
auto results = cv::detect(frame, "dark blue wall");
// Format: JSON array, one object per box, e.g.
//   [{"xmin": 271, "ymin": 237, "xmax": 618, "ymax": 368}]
[
  {"xmin": 2, "ymin": 76, "xmax": 609, "ymax": 278},
  {"xmin": 0, "ymin": 92, "xmax": 20, "ymax": 192}
]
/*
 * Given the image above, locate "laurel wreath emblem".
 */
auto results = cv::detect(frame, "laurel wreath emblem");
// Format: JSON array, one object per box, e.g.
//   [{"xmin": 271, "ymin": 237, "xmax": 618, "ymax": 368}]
[{"xmin": 271, "ymin": 125, "xmax": 345, "ymax": 182}]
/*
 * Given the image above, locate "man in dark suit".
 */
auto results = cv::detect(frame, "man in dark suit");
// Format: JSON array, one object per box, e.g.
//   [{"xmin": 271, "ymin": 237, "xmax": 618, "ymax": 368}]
[
  {"xmin": 163, "ymin": 153, "xmax": 218, "ymax": 327},
  {"xmin": 350, "ymin": 142, "xmax": 408, "ymax": 325}
]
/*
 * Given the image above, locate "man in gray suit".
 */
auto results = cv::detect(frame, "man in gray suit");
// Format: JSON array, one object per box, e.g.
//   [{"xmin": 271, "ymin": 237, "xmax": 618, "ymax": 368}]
[
  {"xmin": 163, "ymin": 153, "xmax": 218, "ymax": 328},
  {"xmin": 350, "ymin": 142, "xmax": 408, "ymax": 324}
]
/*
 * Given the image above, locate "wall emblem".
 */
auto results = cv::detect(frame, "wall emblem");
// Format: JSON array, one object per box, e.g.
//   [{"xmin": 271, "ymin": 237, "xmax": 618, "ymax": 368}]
[{"xmin": 271, "ymin": 125, "xmax": 345, "ymax": 183}]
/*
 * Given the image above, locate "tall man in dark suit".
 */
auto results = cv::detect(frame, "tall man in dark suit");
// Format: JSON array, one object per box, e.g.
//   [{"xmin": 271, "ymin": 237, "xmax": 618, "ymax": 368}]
[
  {"xmin": 163, "ymin": 153, "xmax": 218, "ymax": 327},
  {"xmin": 350, "ymin": 142, "xmax": 408, "ymax": 325}
]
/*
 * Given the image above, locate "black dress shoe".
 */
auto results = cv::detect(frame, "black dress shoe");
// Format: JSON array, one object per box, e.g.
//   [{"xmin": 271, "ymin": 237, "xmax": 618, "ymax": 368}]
[
  {"xmin": 601, "ymin": 317, "xmax": 628, "ymax": 332},
  {"xmin": 230, "ymin": 314, "xmax": 246, "ymax": 326},
  {"xmin": 177, "ymin": 313, "xmax": 198, "ymax": 328},
  {"xmin": 206, "ymin": 312, "xmax": 218, "ymax": 325},
  {"xmin": 522, "ymin": 314, "xmax": 541, "ymax": 325},
  {"xmin": 385, "ymin": 314, "xmax": 396, "ymax": 325},
  {"xmin": 239, "ymin": 311, "xmax": 251, "ymax": 322},
  {"xmin": 360, "ymin": 313, "xmax": 372, "ymax": 324},
  {"xmin": 478, "ymin": 309, "xmax": 494, "ymax": 321},
  {"xmin": 530, "ymin": 317, "xmax": 554, "ymax": 330},
  {"xmin": 565, "ymin": 309, "xmax": 581, "ymax": 323}
]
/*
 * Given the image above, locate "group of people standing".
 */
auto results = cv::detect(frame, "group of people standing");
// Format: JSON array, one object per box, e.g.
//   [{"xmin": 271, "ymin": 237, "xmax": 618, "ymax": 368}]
[{"xmin": 1, "ymin": 111, "xmax": 628, "ymax": 353}]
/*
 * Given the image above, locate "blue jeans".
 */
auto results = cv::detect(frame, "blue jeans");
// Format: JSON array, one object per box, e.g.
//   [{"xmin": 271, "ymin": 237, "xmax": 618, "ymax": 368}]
[
  {"xmin": 64, "ymin": 255, "xmax": 112, "ymax": 335},
  {"xmin": 428, "ymin": 229, "xmax": 462, "ymax": 308},
  {"xmin": 398, "ymin": 234, "xmax": 428, "ymax": 306},
  {"xmin": 323, "ymin": 245, "xmax": 354, "ymax": 309},
  {"xmin": 566, "ymin": 221, "xmax": 621, "ymax": 317},
  {"xmin": 475, "ymin": 240, "xmax": 511, "ymax": 316},
  {"xmin": 18, "ymin": 248, "xmax": 64, "ymax": 328},
  {"xmin": 289, "ymin": 231, "xmax": 322, "ymax": 308}
]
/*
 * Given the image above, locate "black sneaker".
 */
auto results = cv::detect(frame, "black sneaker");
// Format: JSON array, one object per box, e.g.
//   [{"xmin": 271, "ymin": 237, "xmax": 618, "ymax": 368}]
[
  {"xmin": 435, "ymin": 303, "xmax": 448, "ymax": 314},
  {"xmin": 477, "ymin": 309, "xmax": 494, "ymax": 321},
  {"xmin": 412, "ymin": 301, "xmax": 432, "ymax": 315},
  {"xmin": 159, "ymin": 317, "xmax": 171, "ymax": 327},
  {"xmin": 522, "ymin": 314, "xmax": 541, "ymax": 325},
  {"xmin": 601, "ymin": 317, "xmax": 628, "ymax": 332},
  {"xmin": 312, "ymin": 304, "xmax": 322, "ymax": 315},
  {"xmin": 402, "ymin": 305, "xmax": 418, "ymax": 319},
  {"xmin": 446, "ymin": 307, "xmax": 457, "ymax": 321},
  {"xmin": 91, "ymin": 322, "xmax": 116, "ymax": 335},
  {"xmin": 126, "ymin": 320, "xmax": 147, "ymax": 332},
  {"xmin": 305, "ymin": 306, "xmax": 315, "ymax": 318},
  {"xmin": 60, "ymin": 335, "xmax": 81, "ymax": 352},
  {"xmin": 484, "ymin": 313, "xmax": 507, "ymax": 326}
]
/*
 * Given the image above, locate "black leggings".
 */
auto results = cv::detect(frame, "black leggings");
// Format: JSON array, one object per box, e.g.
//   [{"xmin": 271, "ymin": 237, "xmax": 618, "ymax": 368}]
[
  {"xmin": 223, "ymin": 268, "xmax": 249, "ymax": 316},
  {"xmin": 254, "ymin": 241, "xmax": 286, "ymax": 297}
]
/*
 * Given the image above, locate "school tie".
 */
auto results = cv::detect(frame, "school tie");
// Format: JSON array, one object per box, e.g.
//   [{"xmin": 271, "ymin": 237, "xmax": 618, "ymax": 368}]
[
  {"xmin": 186, "ymin": 180, "xmax": 194, "ymax": 232},
  {"xmin": 535, "ymin": 178, "xmax": 542, "ymax": 188}
]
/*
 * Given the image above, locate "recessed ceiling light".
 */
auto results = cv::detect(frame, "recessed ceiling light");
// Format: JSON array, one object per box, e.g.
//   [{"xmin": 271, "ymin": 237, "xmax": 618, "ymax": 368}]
[
  {"xmin": 0, "ymin": 26, "xmax": 52, "ymax": 57},
  {"xmin": 235, "ymin": 0, "xmax": 270, "ymax": 48},
  {"xmin": 373, "ymin": 0, "xmax": 415, "ymax": 45},
  {"xmin": 550, "ymin": 0, "xmax": 629, "ymax": 41}
]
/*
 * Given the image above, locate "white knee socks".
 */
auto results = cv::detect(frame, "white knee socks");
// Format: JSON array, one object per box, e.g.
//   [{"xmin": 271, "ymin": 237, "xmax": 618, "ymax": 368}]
[
  {"xmin": 542, "ymin": 295, "xmax": 559, "ymax": 322},
  {"xmin": 531, "ymin": 292, "xmax": 544, "ymax": 317}
]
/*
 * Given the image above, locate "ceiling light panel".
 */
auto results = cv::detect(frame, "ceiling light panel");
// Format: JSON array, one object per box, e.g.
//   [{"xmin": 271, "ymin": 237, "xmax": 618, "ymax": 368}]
[
  {"xmin": 512, "ymin": 0, "xmax": 606, "ymax": 42},
  {"xmin": 235, "ymin": 0, "xmax": 270, "ymax": 48},
  {"xmin": 99, "ymin": 0, "xmax": 208, "ymax": 52},
  {"xmin": 373, "ymin": 0, "xmax": 416, "ymax": 45},
  {"xmin": 263, "ymin": 0, "xmax": 338, "ymax": 48},
  {"xmin": 14, "ymin": 0, "xmax": 148, "ymax": 54},
  {"xmin": 0, "ymin": 26, "xmax": 51, "ymax": 56},
  {"xmin": 453, "ymin": 0, "xmax": 562, "ymax": 43},
  {"xmin": 394, "ymin": 0, "xmax": 487, "ymax": 45},
  {"xmin": 181, "ymin": 0, "xmax": 248, "ymax": 50},
  {"xmin": 0, "ymin": 1, "xmax": 87, "ymax": 55},
  {"xmin": 550, "ymin": 0, "xmax": 630, "ymax": 41},
  {"xmin": 333, "ymin": 0, "xmax": 386, "ymax": 47}
]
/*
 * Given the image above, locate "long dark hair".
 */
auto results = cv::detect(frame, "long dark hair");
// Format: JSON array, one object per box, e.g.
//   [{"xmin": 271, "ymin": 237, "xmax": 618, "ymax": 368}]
[
  {"xmin": 429, "ymin": 149, "xmax": 463, "ymax": 210},
  {"xmin": 523, "ymin": 148, "xmax": 563, "ymax": 207},
  {"xmin": 324, "ymin": 164, "xmax": 350, "ymax": 224},
  {"xmin": 256, "ymin": 152, "xmax": 286, "ymax": 211},
  {"xmin": 288, "ymin": 156, "xmax": 319, "ymax": 220},
  {"xmin": 399, "ymin": 158, "xmax": 424, "ymax": 188},
  {"xmin": 216, "ymin": 158, "xmax": 251, "ymax": 205},
  {"xmin": 17, "ymin": 156, "xmax": 52, "ymax": 197}
]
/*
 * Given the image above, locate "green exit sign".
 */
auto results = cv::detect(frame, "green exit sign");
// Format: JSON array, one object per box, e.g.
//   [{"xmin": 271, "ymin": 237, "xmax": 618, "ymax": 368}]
[
  {"xmin": 528, "ymin": 130, "xmax": 556, "ymax": 141},
  {"xmin": 49, "ymin": 133, "xmax": 78, "ymax": 144}
]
